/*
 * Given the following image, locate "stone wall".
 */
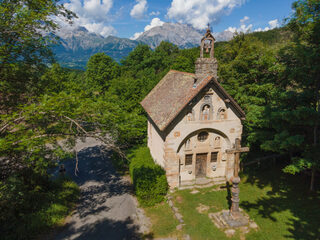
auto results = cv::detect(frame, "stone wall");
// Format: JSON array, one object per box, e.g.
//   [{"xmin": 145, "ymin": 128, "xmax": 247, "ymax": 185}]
[
  {"xmin": 161, "ymin": 84, "xmax": 243, "ymax": 188},
  {"xmin": 195, "ymin": 58, "xmax": 218, "ymax": 79}
]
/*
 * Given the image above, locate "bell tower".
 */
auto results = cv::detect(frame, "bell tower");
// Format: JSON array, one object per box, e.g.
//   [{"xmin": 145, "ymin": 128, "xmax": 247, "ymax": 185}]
[{"xmin": 195, "ymin": 25, "xmax": 218, "ymax": 79}]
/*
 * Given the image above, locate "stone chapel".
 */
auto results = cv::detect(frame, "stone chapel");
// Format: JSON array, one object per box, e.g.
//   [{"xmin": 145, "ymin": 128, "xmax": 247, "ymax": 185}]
[{"xmin": 141, "ymin": 28, "xmax": 246, "ymax": 188}]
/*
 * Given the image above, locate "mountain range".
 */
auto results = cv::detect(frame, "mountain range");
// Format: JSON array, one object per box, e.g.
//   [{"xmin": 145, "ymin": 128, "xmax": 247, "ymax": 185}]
[{"xmin": 53, "ymin": 23, "xmax": 235, "ymax": 69}]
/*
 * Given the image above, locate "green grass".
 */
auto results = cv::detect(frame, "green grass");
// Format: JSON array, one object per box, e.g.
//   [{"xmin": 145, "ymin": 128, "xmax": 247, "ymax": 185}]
[
  {"xmin": 144, "ymin": 201, "xmax": 181, "ymax": 239},
  {"xmin": 241, "ymin": 166, "xmax": 320, "ymax": 240},
  {"xmin": 0, "ymin": 176, "xmax": 80, "ymax": 240},
  {"xmin": 167, "ymin": 165, "xmax": 320, "ymax": 240},
  {"xmin": 172, "ymin": 187, "xmax": 240, "ymax": 240}
]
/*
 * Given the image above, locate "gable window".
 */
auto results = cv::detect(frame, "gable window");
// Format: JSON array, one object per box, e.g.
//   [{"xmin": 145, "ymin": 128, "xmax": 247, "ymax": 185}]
[
  {"xmin": 201, "ymin": 104, "xmax": 211, "ymax": 120},
  {"xmin": 218, "ymin": 108, "xmax": 227, "ymax": 120},
  {"xmin": 185, "ymin": 154, "xmax": 193, "ymax": 165},
  {"xmin": 211, "ymin": 152, "xmax": 218, "ymax": 162},
  {"xmin": 197, "ymin": 131, "xmax": 209, "ymax": 142},
  {"xmin": 204, "ymin": 95, "xmax": 211, "ymax": 102},
  {"xmin": 186, "ymin": 109, "xmax": 195, "ymax": 122}
]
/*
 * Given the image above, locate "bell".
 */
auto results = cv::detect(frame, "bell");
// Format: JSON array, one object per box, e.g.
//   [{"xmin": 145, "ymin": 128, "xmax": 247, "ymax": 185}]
[{"xmin": 205, "ymin": 47, "xmax": 209, "ymax": 53}]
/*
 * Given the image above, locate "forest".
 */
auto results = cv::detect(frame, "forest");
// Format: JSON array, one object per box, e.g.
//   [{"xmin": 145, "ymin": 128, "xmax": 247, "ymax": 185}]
[{"xmin": 0, "ymin": 0, "xmax": 319, "ymax": 239}]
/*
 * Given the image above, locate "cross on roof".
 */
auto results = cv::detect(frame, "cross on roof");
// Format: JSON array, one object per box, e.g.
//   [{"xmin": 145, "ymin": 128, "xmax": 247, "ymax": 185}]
[{"xmin": 207, "ymin": 23, "xmax": 210, "ymax": 32}]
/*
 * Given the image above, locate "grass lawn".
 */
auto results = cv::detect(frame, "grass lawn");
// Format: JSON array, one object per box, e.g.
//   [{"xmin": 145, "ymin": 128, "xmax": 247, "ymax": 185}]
[
  {"xmin": 148, "ymin": 164, "xmax": 320, "ymax": 240},
  {"xmin": 144, "ymin": 201, "xmax": 182, "ymax": 239}
]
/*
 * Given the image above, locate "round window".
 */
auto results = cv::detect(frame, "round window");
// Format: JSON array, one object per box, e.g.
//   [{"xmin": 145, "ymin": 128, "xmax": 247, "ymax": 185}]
[{"xmin": 197, "ymin": 131, "xmax": 209, "ymax": 142}]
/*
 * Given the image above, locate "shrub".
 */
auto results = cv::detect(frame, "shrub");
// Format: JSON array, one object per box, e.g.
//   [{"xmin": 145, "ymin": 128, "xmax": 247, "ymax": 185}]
[
  {"xmin": 0, "ymin": 173, "xmax": 79, "ymax": 240},
  {"xmin": 110, "ymin": 150, "xmax": 129, "ymax": 174},
  {"xmin": 129, "ymin": 146, "xmax": 168, "ymax": 206}
]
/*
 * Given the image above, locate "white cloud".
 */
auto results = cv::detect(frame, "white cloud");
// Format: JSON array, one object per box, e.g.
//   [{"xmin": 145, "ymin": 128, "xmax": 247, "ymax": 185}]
[
  {"xmin": 65, "ymin": 0, "xmax": 112, "ymax": 22},
  {"xmin": 226, "ymin": 24, "xmax": 252, "ymax": 33},
  {"xmin": 83, "ymin": 23, "xmax": 116, "ymax": 37},
  {"xmin": 240, "ymin": 16, "xmax": 249, "ymax": 24},
  {"xmin": 150, "ymin": 11, "xmax": 160, "ymax": 16},
  {"xmin": 130, "ymin": 0, "xmax": 148, "ymax": 19},
  {"xmin": 254, "ymin": 19, "xmax": 279, "ymax": 32},
  {"xmin": 63, "ymin": 0, "xmax": 115, "ymax": 37},
  {"xmin": 64, "ymin": 0, "xmax": 116, "ymax": 37},
  {"xmin": 130, "ymin": 17, "xmax": 164, "ymax": 40},
  {"xmin": 226, "ymin": 26, "xmax": 237, "ymax": 33},
  {"xmin": 226, "ymin": 17, "xmax": 279, "ymax": 34},
  {"xmin": 268, "ymin": 19, "xmax": 279, "ymax": 29},
  {"xmin": 144, "ymin": 17, "xmax": 164, "ymax": 31},
  {"xmin": 225, "ymin": 16, "xmax": 252, "ymax": 33},
  {"xmin": 167, "ymin": 0, "xmax": 246, "ymax": 29},
  {"xmin": 130, "ymin": 32, "xmax": 143, "ymax": 40}
]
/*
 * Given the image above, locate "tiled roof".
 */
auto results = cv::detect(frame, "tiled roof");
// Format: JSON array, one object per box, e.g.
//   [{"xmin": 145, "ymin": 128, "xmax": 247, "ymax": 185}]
[{"xmin": 141, "ymin": 70, "xmax": 245, "ymax": 131}]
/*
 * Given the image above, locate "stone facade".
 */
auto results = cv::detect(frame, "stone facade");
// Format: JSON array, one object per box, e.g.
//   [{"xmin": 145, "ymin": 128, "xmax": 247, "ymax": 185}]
[
  {"xmin": 142, "ymin": 28, "xmax": 245, "ymax": 189},
  {"xmin": 147, "ymin": 83, "xmax": 243, "ymax": 188}
]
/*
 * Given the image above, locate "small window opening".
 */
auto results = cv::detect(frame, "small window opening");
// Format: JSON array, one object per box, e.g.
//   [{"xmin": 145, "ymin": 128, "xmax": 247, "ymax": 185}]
[
  {"xmin": 185, "ymin": 154, "xmax": 193, "ymax": 165},
  {"xmin": 211, "ymin": 152, "xmax": 218, "ymax": 162}
]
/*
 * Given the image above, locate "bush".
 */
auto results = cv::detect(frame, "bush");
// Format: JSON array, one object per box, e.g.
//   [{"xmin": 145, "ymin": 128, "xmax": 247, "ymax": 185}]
[
  {"xmin": 110, "ymin": 151, "xmax": 129, "ymax": 174},
  {"xmin": 129, "ymin": 146, "xmax": 168, "ymax": 206},
  {"xmin": 0, "ymin": 173, "xmax": 79, "ymax": 240}
]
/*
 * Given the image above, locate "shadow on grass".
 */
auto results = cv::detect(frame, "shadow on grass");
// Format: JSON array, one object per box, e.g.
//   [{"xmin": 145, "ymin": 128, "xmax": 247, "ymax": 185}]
[
  {"xmin": 226, "ymin": 181, "xmax": 232, "ymax": 209},
  {"xmin": 241, "ymin": 163, "xmax": 320, "ymax": 240}
]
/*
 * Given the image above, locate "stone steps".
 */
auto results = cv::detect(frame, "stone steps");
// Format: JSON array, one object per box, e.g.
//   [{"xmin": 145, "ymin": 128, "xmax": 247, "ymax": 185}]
[
  {"xmin": 209, "ymin": 212, "xmax": 228, "ymax": 229},
  {"xmin": 179, "ymin": 177, "xmax": 226, "ymax": 190}
]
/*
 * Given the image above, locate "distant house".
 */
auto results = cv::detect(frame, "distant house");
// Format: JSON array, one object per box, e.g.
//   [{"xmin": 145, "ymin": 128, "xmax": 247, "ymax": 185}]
[{"xmin": 141, "ymin": 28, "xmax": 246, "ymax": 188}]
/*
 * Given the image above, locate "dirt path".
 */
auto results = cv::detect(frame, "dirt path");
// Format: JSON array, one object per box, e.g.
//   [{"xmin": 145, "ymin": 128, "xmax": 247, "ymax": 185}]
[{"xmin": 53, "ymin": 139, "xmax": 150, "ymax": 240}]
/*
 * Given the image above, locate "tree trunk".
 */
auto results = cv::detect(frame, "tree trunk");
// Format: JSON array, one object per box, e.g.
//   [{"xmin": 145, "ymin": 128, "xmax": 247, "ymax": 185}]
[
  {"xmin": 310, "ymin": 75, "xmax": 320, "ymax": 192},
  {"xmin": 310, "ymin": 167, "xmax": 315, "ymax": 192}
]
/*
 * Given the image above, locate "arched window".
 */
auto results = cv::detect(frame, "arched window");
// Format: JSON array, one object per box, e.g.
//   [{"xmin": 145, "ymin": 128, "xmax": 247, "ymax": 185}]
[
  {"xmin": 197, "ymin": 131, "xmax": 209, "ymax": 142},
  {"xmin": 186, "ymin": 109, "xmax": 195, "ymax": 122},
  {"xmin": 218, "ymin": 108, "xmax": 227, "ymax": 120},
  {"xmin": 201, "ymin": 104, "xmax": 211, "ymax": 120},
  {"xmin": 185, "ymin": 139, "xmax": 191, "ymax": 149}
]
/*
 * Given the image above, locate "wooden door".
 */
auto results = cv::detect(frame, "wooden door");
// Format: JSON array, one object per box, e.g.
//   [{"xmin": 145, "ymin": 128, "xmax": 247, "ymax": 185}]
[{"xmin": 196, "ymin": 153, "xmax": 207, "ymax": 177}]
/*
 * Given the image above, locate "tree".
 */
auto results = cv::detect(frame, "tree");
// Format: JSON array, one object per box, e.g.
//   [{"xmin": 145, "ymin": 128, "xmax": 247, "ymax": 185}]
[
  {"xmin": 172, "ymin": 47, "xmax": 199, "ymax": 73},
  {"xmin": 0, "ymin": 0, "xmax": 75, "ymax": 110},
  {"xmin": 217, "ymin": 34, "xmax": 282, "ymax": 153},
  {"xmin": 85, "ymin": 53, "xmax": 119, "ymax": 92},
  {"xmin": 120, "ymin": 44, "xmax": 152, "ymax": 74},
  {"xmin": 263, "ymin": 0, "xmax": 320, "ymax": 191}
]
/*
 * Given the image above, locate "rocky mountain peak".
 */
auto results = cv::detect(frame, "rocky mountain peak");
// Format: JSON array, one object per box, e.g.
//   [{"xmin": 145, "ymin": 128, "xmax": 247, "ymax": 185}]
[
  {"xmin": 52, "ymin": 23, "xmax": 235, "ymax": 68},
  {"xmin": 136, "ymin": 22, "xmax": 235, "ymax": 49}
]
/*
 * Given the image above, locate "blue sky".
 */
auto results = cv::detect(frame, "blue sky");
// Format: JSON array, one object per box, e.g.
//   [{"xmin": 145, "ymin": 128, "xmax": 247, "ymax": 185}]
[{"xmin": 62, "ymin": 0, "xmax": 296, "ymax": 39}]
